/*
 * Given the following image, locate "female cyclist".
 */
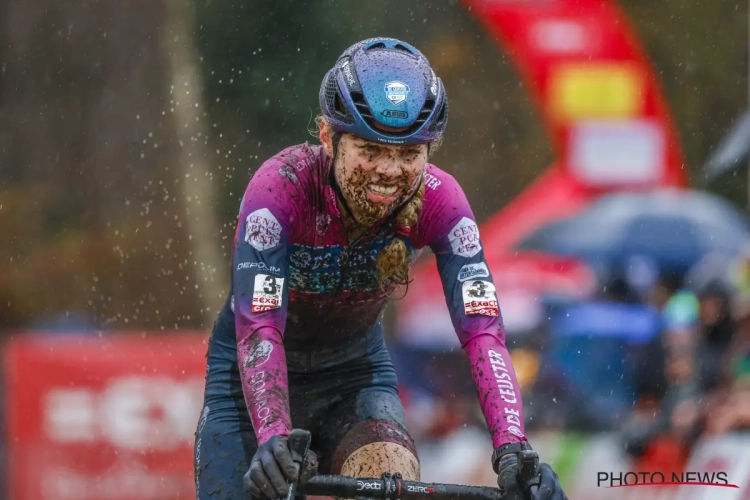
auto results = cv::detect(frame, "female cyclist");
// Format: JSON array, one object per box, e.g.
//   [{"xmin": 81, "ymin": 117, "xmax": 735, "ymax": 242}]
[{"xmin": 194, "ymin": 37, "xmax": 567, "ymax": 500}]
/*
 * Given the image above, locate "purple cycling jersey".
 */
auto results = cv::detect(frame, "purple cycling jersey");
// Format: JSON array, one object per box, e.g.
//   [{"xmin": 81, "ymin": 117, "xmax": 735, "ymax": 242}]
[{"xmin": 232, "ymin": 143, "xmax": 526, "ymax": 448}]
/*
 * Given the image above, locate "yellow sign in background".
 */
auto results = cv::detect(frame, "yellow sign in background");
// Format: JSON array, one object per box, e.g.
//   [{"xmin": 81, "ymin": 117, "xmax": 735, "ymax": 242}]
[{"xmin": 548, "ymin": 63, "xmax": 644, "ymax": 122}]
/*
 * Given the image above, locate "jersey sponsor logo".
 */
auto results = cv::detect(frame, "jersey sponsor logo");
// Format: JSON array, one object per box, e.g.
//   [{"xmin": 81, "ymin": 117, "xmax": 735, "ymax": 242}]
[
  {"xmin": 488, "ymin": 349, "xmax": 526, "ymax": 439},
  {"xmin": 243, "ymin": 340, "xmax": 274, "ymax": 368},
  {"xmin": 509, "ymin": 425, "xmax": 525, "ymax": 438},
  {"xmin": 237, "ymin": 261, "xmax": 281, "ymax": 275},
  {"xmin": 458, "ymin": 262, "xmax": 489, "ymax": 282},
  {"xmin": 462, "ymin": 280, "xmax": 498, "ymax": 316},
  {"xmin": 424, "ymin": 173, "xmax": 441, "ymax": 190},
  {"xmin": 252, "ymin": 274, "xmax": 284, "ymax": 313},
  {"xmin": 249, "ymin": 371, "xmax": 272, "ymax": 428},
  {"xmin": 384, "ymin": 81, "xmax": 410, "ymax": 105},
  {"xmin": 449, "ymin": 217, "xmax": 482, "ymax": 258},
  {"xmin": 245, "ymin": 208, "xmax": 282, "ymax": 251},
  {"xmin": 287, "ymin": 241, "xmax": 408, "ymax": 293}
]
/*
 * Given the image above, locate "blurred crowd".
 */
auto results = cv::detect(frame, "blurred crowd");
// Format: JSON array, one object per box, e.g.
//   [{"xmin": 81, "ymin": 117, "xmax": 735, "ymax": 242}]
[{"xmin": 390, "ymin": 250, "xmax": 750, "ymax": 476}]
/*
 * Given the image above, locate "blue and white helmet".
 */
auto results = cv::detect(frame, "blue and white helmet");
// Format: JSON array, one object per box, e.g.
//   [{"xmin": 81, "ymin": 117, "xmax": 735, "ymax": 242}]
[{"xmin": 319, "ymin": 37, "xmax": 448, "ymax": 145}]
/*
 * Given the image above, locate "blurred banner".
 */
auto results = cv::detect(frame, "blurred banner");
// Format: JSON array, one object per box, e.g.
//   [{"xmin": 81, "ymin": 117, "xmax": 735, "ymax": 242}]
[
  {"xmin": 3, "ymin": 334, "xmax": 207, "ymax": 500},
  {"xmin": 3, "ymin": 333, "xmax": 748, "ymax": 500}
]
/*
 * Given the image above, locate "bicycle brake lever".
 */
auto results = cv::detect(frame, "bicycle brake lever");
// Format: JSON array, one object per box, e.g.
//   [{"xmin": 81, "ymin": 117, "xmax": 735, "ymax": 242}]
[
  {"xmin": 287, "ymin": 429, "xmax": 311, "ymax": 466},
  {"xmin": 517, "ymin": 450, "xmax": 540, "ymax": 498},
  {"xmin": 286, "ymin": 429, "xmax": 312, "ymax": 500}
]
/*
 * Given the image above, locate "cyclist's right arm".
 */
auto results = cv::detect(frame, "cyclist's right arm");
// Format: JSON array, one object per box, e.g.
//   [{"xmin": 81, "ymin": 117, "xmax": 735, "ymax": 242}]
[{"xmin": 232, "ymin": 156, "xmax": 302, "ymax": 444}]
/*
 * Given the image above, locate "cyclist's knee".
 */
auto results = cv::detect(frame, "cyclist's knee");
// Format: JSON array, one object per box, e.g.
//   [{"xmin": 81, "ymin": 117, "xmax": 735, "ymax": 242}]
[
  {"xmin": 341, "ymin": 441, "xmax": 420, "ymax": 480},
  {"xmin": 332, "ymin": 419, "xmax": 419, "ymax": 480}
]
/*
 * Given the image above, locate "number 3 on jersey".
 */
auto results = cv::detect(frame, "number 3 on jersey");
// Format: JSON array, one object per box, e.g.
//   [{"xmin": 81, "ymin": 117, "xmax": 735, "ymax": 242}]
[
  {"xmin": 462, "ymin": 280, "xmax": 499, "ymax": 316},
  {"xmin": 252, "ymin": 274, "xmax": 284, "ymax": 313}
]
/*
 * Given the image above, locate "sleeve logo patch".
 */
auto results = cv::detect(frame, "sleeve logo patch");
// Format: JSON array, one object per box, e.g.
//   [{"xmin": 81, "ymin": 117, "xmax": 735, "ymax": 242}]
[
  {"xmin": 462, "ymin": 280, "xmax": 499, "ymax": 316},
  {"xmin": 252, "ymin": 274, "xmax": 284, "ymax": 313},
  {"xmin": 458, "ymin": 262, "xmax": 490, "ymax": 282},
  {"xmin": 243, "ymin": 340, "xmax": 274, "ymax": 368},
  {"xmin": 245, "ymin": 208, "xmax": 282, "ymax": 251},
  {"xmin": 449, "ymin": 217, "xmax": 482, "ymax": 258}
]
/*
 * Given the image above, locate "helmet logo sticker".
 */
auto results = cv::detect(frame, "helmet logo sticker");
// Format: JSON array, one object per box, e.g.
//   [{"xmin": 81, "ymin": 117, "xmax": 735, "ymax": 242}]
[
  {"xmin": 384, "ymin": 81, "xmax": 410, "ymax": 105},
  {"xmin": 382, "ymin": 109, "xmax": 408, "ymax": 118},
  {"xmin": 341, "ymin": 60, "xmax": 356, "ymax": 87}
]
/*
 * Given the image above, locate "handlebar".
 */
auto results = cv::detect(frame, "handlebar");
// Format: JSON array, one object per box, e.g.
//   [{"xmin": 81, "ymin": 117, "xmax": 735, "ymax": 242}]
[
  {"xmin": 286, "ymin": 428, "xmax": 507, "ymax": 500},
  {"xmin": 298, "ymin": 473, "xmax": 503, "ymax": 500}
]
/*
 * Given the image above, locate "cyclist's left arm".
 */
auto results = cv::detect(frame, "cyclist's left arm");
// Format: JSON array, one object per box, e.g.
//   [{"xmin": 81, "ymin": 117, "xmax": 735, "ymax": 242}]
[{"xmin": 422, "ymin": 171, "xmax": 527, "ymax": 448}]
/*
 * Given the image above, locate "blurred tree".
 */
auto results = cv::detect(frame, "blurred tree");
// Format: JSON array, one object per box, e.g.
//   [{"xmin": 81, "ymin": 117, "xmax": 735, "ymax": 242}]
[
  {"xmin": 0, "ymin": 0, "xmax": 206, "ymax": 331},
  {"xmin": 163, "ymin": 0, "xmax": 228, "ymax": 325},
  {"xmin": 620, "ymin": 0, "xmax": 748, "ymax": 203},
  {"xmin": 0, "ymin": 0, "xmax": 745, "ymax": 332}
]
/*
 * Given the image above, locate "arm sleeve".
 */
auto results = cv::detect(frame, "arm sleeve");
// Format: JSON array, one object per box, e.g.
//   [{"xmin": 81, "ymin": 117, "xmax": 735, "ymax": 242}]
[
  {"xmin": 425, "ymin": 178, "xmax": 527, "ymax": 447},
  {"xmin": 232, "ymin": 162, "xmax": 300, "ymax": 444}
]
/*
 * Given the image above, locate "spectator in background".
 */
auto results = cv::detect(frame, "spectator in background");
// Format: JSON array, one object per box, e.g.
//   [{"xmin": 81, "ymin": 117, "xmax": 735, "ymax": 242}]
[
  {"xmin": 730, "ymin": 292, "xmax": 750, "ymax": 375},
  {"xmin": 627, "ymin": 273, "xmax": 692, "ymax": 415},
  {"xmin": 536, "ymin": 274, "xmax": 660, "ymax": 431},
  {"xmin": 703, "ymin": 361, "xmax": 750, "ymax": 435},
  {"xmin": 647, "ymin": 273, "xmax": 684, "ymax": 312},
  {"xmin": 621, "ymin": 276, "xmax": 702, "ymax": 473},
  {"xmin": 703, "ymin": 291, "xmax": 750, "ymax": 435},
  {"xmin": 661, "ymin": 285, "xmax": 700, "ymax": 342},
  {"xmin": 695, "ymin": 279, "xmax": 735, "ymax": 393}
]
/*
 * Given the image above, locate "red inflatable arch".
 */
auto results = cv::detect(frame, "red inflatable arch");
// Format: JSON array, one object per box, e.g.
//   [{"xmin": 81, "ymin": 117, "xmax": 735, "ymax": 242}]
[{"xmin": 396, "ymin": 0, "xmax": 686, "ymax": 344}]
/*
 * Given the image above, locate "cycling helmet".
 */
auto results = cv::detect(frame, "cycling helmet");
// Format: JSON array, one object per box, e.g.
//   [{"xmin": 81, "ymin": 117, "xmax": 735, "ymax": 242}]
[{"xmin": 319, "ymin": 37, "xmax": 448, "ymax": 145}]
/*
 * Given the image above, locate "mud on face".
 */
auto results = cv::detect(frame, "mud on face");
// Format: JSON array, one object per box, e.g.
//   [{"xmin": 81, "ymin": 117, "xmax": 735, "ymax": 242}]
[{"xmin": 333, "ymin": 134, "xmax": 427, "ymax": 228}]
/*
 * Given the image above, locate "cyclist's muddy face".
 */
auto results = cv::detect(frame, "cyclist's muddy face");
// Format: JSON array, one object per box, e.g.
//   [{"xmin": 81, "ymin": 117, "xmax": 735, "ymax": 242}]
[{"xmin": 332, "ymin": 134, "xmax": 427, "ymax": 227}]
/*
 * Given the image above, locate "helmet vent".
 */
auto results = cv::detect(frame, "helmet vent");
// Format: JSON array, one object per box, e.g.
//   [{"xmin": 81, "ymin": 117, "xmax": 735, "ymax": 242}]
[
  {"xmin": 366, "ymin": 42, "xmax": 387, "ymax": 50},
  {"xmin": 325, "ymin": 74, "xmax": 354, "ymax": 124},
  {"xmin": 350, "ymin": 91, "xmax": 373, "ymax": 119},
  {"xmin": 415, "ymin": 98, "xmax": 435, "ymax": 125},
  {"xmin": 429, "ymin": 100, "xmax": 448, "ymax": 132}
]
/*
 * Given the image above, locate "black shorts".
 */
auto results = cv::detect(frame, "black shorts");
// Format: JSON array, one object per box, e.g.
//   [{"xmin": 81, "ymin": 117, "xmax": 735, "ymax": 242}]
[{"xmin": 195, "ymin": 329, "xmax": 416, "ymax": 499}]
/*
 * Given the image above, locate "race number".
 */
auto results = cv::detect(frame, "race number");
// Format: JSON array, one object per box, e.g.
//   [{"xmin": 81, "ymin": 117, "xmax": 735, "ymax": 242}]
[
  {"xmin": 252, "ymin": 274, "xmax": 284, "ymax": 313},
  {"xmin": 462, "ymin": 280, "xmax": 499, "ymax": 316}
]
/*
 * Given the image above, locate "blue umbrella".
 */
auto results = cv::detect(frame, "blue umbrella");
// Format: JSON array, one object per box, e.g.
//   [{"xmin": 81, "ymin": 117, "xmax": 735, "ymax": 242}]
[{"xmin": 517, "ymin": 189, "xmax": 750, "ymax": 273}]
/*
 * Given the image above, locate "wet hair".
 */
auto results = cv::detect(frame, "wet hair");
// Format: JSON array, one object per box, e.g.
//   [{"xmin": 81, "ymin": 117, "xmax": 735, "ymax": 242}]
[
  {"xmin": 375, "ymin": 179, "xmax": 424, "ymax": 290},
  {"xmin": 313, "ymin": 116, "xmax": 429, "ymax": 292}
]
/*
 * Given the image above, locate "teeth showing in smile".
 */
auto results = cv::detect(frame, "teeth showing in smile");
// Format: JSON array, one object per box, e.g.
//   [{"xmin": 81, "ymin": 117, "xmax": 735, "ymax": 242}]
[{"xmin": 369, "ymin": 184, "xmax": 398, "ymax": 195}]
